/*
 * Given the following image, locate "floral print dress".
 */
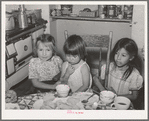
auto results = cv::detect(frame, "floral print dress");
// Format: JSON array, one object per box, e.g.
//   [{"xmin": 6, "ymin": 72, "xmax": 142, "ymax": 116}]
[{"xmin": 29, "ymin": 56, "xmax": 63, "ymax": 81}]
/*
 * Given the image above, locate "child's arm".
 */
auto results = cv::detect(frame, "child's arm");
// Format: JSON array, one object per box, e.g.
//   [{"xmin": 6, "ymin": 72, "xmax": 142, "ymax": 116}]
[
  {"xmin": 52, "ymin": 72, "xmax": 61, "ymax": 82},
  {"xmin": 59, "ymin": 62, "xmax": 75, "ymax": 84},
  {"xmin": 52, "ymin": 56, "xmax": 63, "ymax": 82},
  {"xmin": 31, "ymin": 78, "xmax": 56, "ymax": 90},
  {"xmin": 118, "ymin": 90, "xmax": 139, "ymax": 101},
  {"xmin": 75, "ymin": 64, "xmax": 90, "ymax": 92},
  {"xmin": 107, "ymin": 86, "xmax": 139, "ymax": 101},
  {"xmin": 93, "ymin": 76, "xmax": 106, "ymax": 92}
]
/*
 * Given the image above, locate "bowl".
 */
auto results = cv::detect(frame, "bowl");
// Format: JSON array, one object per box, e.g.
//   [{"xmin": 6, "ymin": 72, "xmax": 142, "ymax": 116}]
[
  {"xmin": 100, "ymin": 90, "xmax": 116, "ymax": 104},
  {"xmin": 111, "ymin": 96, "xmax": 131, "ymax": 110},
  {"xmin": 56, "ymin": 84, "xmax": 70, "ymax": 97}
]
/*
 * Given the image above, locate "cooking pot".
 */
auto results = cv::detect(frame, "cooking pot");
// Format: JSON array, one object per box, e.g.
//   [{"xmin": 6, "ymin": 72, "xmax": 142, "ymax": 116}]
[{"xmin": 5, "ymin": 12, "xmax": 15, "ymax": 30}]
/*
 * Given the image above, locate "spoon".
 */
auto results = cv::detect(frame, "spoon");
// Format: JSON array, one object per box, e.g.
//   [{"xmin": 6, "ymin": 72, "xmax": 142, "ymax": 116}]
[{"xmin": 82, "ymin": 93, "xmax": 95, "ymax": 103}]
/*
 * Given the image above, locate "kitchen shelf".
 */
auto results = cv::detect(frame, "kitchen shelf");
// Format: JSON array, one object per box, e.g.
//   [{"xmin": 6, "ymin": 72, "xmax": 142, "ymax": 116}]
[{"xmin": 51, "ymin": 16, "xmax": 132, "ymax": 23}]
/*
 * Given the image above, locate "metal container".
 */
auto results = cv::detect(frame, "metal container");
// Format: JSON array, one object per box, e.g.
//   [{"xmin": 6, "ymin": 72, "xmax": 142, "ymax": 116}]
[
  {"xmin": 18, "ymin": 11, "xmax": 28, "ymax": 29},
  {"xmin": 5, "ymin": 12, "xmax": 15, "ymax": 30},
  {"xmin": 107, "ymin": 5, "xmax": 116, "ymax": 18},
  {"xmin": 18, "ymin": 5, "xmax": 28, "ymax": 29}
]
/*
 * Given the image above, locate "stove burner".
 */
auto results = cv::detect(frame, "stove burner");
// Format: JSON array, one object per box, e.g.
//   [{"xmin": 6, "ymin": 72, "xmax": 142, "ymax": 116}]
[{"xmin": 6, "ymin": 24, "xmax": 35, "ymax": 39}]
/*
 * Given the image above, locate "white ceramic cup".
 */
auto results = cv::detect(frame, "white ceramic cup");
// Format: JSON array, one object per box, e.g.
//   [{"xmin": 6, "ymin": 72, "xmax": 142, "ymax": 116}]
[
  {"xmin": 100, "ymin": 90, "xmax": 116, "ymax": 104},
  {"xmin": 111, "ymin": 96, "xmax": 131, "ymax": 110},
  {"xmin": 56, "ymin": 84, "xmax": 70, "ymax": 97}
]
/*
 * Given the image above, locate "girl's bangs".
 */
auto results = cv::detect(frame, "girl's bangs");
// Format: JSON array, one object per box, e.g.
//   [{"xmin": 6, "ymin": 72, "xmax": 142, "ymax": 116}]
[
  {"xmin": 64, "ymin": 46, "xmax": 78, "ymax": 55},
  {"xmin": 44, "ymin": 42, "xmax": 54, "ymax": 49}
]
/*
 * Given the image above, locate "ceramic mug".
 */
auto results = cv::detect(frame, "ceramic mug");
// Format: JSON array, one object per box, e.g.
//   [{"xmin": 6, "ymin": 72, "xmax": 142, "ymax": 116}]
[{"xmin": 111, "ymin": 96, "xmax": 131, "ymax": 110}]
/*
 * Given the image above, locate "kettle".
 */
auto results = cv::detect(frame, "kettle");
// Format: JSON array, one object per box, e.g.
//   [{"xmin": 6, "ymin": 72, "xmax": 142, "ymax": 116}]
[{"xmin": 18, "ymin": 5, "xmax": 28, "ymax": 29}]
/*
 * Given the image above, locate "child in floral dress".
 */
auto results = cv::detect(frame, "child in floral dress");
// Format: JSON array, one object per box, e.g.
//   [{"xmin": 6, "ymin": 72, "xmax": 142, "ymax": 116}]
[{"xmin": 29, "ymin": 34, "xmax": 63, "ymax": 91}]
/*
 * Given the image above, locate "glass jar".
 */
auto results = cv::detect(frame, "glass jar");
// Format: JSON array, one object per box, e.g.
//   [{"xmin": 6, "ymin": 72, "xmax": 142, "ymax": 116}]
[
  {"xmin": 107, "ymin": 5, "xmax": 116, "ymax": 18},
  {"xmin": 98, "ymin": 5, "xmax": 107, "ymax": 18},
  {"xmin": 124, "ymin": 5, "xmax": 133, "ymax": 19},
  {"xmin": 116, "ymin": 5, "xmax": 122, "ymax": 16}
]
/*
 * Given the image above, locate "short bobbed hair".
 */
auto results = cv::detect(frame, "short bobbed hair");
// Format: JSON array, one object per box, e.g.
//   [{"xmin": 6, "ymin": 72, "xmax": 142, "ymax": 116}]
[{"xmin": 63, "ymin": 34, "xmax": 87, "ymax": 61}]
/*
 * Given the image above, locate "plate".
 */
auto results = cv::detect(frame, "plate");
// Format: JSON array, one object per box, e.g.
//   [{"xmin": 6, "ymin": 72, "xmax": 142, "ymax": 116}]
[
  {"xmin": 5, "ymin": 103, "xmax": 20, "ymax": 109},
  {"xmin": 72, "ymin": 92, "xmax": 99, "ymax": 104}
]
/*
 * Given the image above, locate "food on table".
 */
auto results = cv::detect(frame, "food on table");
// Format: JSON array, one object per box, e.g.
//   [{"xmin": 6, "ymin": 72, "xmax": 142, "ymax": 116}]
[
  {"xmin": 5, "ymin": 90, "xmax": 17, "ymax": 103},
  {"xmin": 34, "ymin": 92, "xmax": 99, "ymax": 110},
  {"xmin": 57, "ymin": 102, "xmax": 73, "ymax": 109},
  {"xmin": 41, "ymin": 101, "xmax": 57, "ymax": 109},
  {"xmin": 43, "ymin": 93, "xmax": 55, "ymax": 101},
  {"xmin": 67, "ymin": 97, "xmax": 80, "ymax": 105},
  {"xmin": 5, "ymin": 103, "xmax": 20, "ymax": 109},
  {"xmin": 92, "ymin": 102, "xmax": 98, "ymax": 109}
]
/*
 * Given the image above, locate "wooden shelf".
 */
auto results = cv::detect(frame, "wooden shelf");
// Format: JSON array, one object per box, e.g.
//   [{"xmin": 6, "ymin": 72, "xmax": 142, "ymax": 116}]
[{"xmin": 51, "ymin": 16, "xmax": 132, "ymax": 23}]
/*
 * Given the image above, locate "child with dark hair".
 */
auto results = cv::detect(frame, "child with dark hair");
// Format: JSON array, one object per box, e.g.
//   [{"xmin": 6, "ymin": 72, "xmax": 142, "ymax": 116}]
[
  {"xmin": 59, "ymin": 34, "xmax": 92, "ymax": 93},
  {"xmin": 93, "ymin": 38, "xmax": 143, "ymax": 101}
]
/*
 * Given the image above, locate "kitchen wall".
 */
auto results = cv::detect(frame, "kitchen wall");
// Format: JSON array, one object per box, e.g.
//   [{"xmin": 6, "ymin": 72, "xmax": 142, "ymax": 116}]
[
  {"xmin": 131, "ymin": 5, "xmax": 145, "ymax": 49},
  {"xmin": 6, "ymin": 4, "xmax": 145, "ymax": 49},
  {"xmin": 50, "ymin": 20, "xmax": 131, "ymax": 60}
]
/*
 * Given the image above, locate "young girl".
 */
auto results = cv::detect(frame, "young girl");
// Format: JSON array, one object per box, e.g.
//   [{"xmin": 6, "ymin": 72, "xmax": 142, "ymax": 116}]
[
  {"xmin": 59, "ymin": 34, "xmax": 92, "ymax": 93},
  {"xmin": 93, "ymin": 38, "xmax": 143, "ymax": 101},
  {"xmin": 29, "ymin": 34, "xmax": 63, "ymax": 91}
]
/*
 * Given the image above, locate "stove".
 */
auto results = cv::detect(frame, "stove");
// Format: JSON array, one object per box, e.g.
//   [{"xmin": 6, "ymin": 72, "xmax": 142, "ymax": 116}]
[{"xmin": 6, "ymin": 24, "xmax": 35, "ymax": 40}]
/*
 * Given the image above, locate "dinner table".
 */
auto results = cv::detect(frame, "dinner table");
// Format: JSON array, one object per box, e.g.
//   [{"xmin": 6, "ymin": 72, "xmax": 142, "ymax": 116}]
[{"xmin": 5, "ymin": 89, "xmax": 134, "ymax": 110}]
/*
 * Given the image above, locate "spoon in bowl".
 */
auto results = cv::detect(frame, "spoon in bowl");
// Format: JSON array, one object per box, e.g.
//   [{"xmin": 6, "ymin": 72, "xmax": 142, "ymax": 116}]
[{"xmin": 82, "ymin": 93, "xmax": 95, "ymax": 103}]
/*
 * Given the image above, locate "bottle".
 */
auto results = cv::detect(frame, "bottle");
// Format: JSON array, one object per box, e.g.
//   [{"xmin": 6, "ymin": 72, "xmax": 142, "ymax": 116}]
[
  {"xmin": 124, "ymin": 5, "xmax": 133, "ymax": 19},
  {"xmin": 116, "ymin": 5, "xmax": 122, "ymax": 16},
  {"xmin": 116, "ymin": 5, "xmax": 123, "ymax": 19},
  {"xmin": 127, "ymin": 5, "xmax": 133, "ymax": 19},
  {"xmin": 98, "ymin": 5, "xmax": 107, "ymax": 18}
]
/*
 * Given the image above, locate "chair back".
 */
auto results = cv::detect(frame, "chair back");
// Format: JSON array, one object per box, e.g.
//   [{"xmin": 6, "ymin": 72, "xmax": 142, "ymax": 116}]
[{"xmin": 64, "ymin": 30, "xmax": 113, "ymax": 88}]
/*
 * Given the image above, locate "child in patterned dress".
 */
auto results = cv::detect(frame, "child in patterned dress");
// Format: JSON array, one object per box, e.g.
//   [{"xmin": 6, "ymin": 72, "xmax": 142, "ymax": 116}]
[
  {"xmin": 58, "ymin": 34, "xmax": 92, "ymax": 93},
  {"xmin": 93, "ymin": 38, "xmax": 143, "ymax": 101},
  {"xmin": 28, "ymin": 34, "xmax": 63, "ymax": 91},
  {"xmin": 5, "ymin": 34, "xmax": 63, "ymax": 102}
]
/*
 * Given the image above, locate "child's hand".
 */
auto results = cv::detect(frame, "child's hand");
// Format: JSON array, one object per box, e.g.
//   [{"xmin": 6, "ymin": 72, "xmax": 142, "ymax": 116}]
[
  {"xmin": 5, "ymin": 90, "xmax": 17, "ymax": 103},
  {"xmin": 61, "ymin": 80, "xmax": 68, "ymax": 85},
  {"xmin": 65, "ymin": 64, "xmax": 75, "ymax": 76}
]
